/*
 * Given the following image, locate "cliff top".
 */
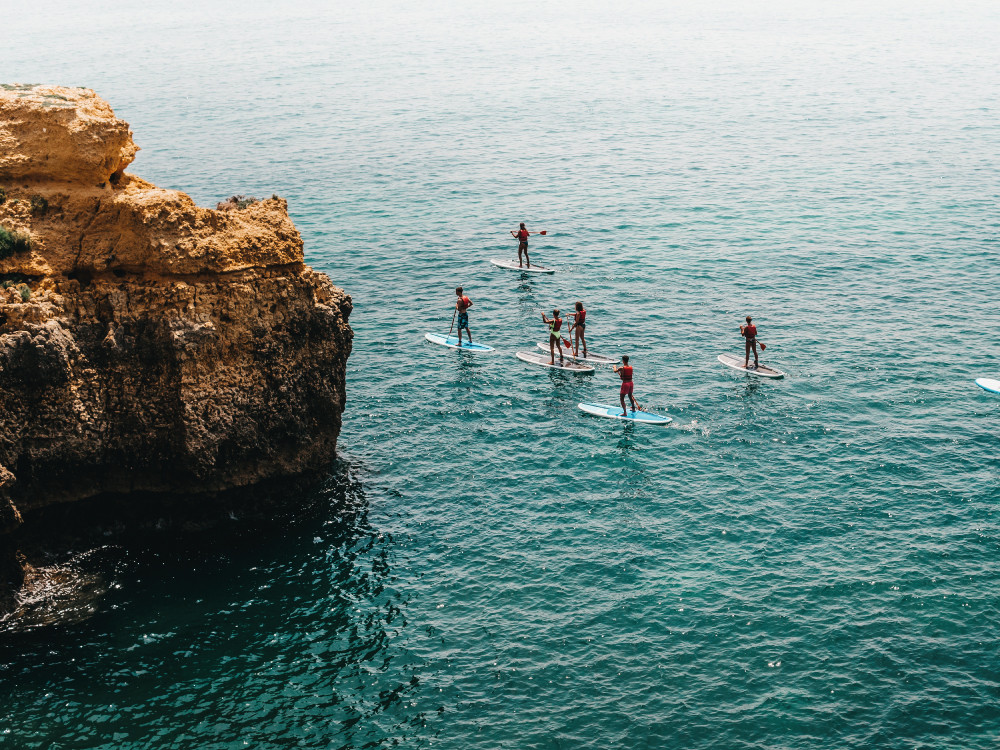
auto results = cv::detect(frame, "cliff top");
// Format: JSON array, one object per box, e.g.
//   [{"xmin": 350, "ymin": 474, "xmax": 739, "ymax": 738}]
[
  {"xmin": 0, "ymin": 85, "xmax": 305, "ymax": 278},
  {"xmin": 0, "ymin": 84, "xmax": 138, "ymax": 186}
]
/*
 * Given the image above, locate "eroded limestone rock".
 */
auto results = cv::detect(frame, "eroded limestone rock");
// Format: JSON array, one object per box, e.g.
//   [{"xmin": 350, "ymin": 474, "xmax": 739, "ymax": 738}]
[{"xmin": 0, "ymin": 85, "xmax": 352, "ymax": 612}]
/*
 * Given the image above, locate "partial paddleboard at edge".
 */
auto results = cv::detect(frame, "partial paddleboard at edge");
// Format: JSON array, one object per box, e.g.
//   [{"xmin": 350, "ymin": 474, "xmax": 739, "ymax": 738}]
[
  {"xmin": 490, "ymin": 258, "xmax": 556, "ymax": 274},
  {"xmin": 578, "ymin": 402, "xmax": 673, "ymax": 425},
  {"xmin": 717, "ymin": 353, "xmax": 785, "ymax": 378},
  {"xmin": 515, "ymin": 350, "xmax": 594, "ymax": 373},
  {"xmin": 424, "ymin": 332, "xmax": 495, "ymax": 352},
  {"xmin": 535, "ymin": 342, "xmax": 618, "ymax": 364},
  {"xmin": 975, "ymin": 378, "xmax": 1000, "ymax": 394}
]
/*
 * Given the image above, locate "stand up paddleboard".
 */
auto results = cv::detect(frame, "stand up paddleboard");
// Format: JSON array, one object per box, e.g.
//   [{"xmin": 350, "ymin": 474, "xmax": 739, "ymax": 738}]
[
  {"xmin": 718, "ymin": 353, "xmax": 785, "ymax": 379},
  {"xmin": 424, "ymin": 333, "xmax": 495, "ymax": 352},
  {"xmin": 975, "ymin": 378, "xmax": 1000, "ymax": 394},
  {"xmin": 515, "ymin": 351, "xmax": 594, "ymax": 373},
  {"xmin": 535, "ymin": 342, "xmax": 618, "ymax": 364},
  {"xmin": 578, "ymin": 402, "xmax": 673, "ymax": 425},
  {"xmin": 490, "ymin": 259, "xmax": 556, "ymax": 275}
]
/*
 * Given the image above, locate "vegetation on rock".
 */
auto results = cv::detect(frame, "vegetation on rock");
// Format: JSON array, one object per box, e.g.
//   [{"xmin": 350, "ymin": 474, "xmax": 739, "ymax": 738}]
[
  {"xmin": 0, "ymin": 226, "xmax": 32, "ymax": 259},
  {"xmin": 29, "ymin": 195, "xmax": 48, "ymax": 216},
  {"xmin": 216, "ymin": 194, "xmax": 261, "ymax": 211}
]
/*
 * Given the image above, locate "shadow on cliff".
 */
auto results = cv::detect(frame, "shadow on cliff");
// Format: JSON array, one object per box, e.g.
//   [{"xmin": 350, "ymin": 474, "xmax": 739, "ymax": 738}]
[{"xmin": 0, "ymin": 458, "xmax": 373, "ymax": 635}]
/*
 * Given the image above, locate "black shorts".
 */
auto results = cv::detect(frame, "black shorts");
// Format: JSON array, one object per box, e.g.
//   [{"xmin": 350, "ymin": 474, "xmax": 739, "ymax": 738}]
[
  {"xmin": 518, "ymin": 241, "xmax": 528, "ymax": 250},
  {"xmin": 576, "ymin": 322, "xmax": 585, "ymax": 330}
]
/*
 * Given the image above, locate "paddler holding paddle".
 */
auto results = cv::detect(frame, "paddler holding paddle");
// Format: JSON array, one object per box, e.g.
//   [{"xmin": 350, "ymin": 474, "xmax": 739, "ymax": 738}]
[
  {"xmin": 569, "ymin": 301, "xmax": 587, "ymax": 358},
  {"xmin": 541, "ymin": 309, "xmax": 567, "ymax": 364},
  {"xmin": 510, "ymin": 223, "xmax": 547, "ymax": 268},
  {"xmin": 740, "ymin": 315, "xmax": 767, "ymax": 369},
  {"xmin": 451, "ymin": 287, "xmax": 474, "ymax": 347},
  {"xmin": 613, "ymin": 356, "xmax": 640, "ymax": 416}
]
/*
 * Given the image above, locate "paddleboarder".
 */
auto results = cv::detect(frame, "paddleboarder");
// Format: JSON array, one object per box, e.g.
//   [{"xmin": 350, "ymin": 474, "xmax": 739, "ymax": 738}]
[
  {"xmin": 452, "ymin": 287, "xmax": 474, "ymax": 347},
  {"xmin": 569, "ymin": 301, "xmax": 587, "ymax": 358},
  {"xmin": 741, "ymin": 315, "xmax": 760, "ymax": 369},
  {"xmin": 613, "ymin": 356, "xmax": 639, "ymax": 415},
  {"xmin": 541, "ymin": 309, "xmax": 564, "ymax": 364},
  {"xmin": 510, "ymin": 223, "xmax": 531, "ymax": 267}
]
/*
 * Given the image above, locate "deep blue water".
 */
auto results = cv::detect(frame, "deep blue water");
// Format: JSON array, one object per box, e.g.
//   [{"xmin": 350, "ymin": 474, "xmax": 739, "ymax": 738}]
[{"xmin": 3, "ymin": 0, "xmax": 1000, "ymax": 747}]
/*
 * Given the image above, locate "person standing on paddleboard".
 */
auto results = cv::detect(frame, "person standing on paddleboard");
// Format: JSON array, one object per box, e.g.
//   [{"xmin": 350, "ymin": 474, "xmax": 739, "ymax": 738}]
[
  {"xmin": 541, "ymin": 309, "xmax": 565, "ymax": 364},
  {"xmin": 569, "ymin": 301, "xmax": 587, "ymax": 358},
  {"xmin": 511, "ymin": 223, "xmax": 531, "ymax": 268},
  {"xmin": 453, "ymin": 287, "xmax": 474, "ymax": 347},
  {"xmin": 613, "ymin": 356, "xmax": 639, "ymax": 415},
  {"xmin": 741, "ymin": 315, "xmax": 760, "ymax": 369}
]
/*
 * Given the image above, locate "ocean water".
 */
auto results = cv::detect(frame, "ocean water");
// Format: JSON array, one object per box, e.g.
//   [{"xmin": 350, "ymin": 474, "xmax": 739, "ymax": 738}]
[{"xmin": 3, "ymin": 0, "xmax": 1000, "ymax": 747}]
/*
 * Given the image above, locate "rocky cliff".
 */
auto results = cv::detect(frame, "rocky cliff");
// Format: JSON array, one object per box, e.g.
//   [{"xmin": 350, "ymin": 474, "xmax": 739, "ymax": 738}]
[{"xmin": 0, "ymin": 84, "xmax": 352, "ymax": 610}]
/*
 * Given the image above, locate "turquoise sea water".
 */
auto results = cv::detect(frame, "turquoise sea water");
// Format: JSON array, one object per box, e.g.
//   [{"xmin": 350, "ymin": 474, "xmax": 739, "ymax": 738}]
[{"xmin": 4, "ymin": 0, "xmax": 1000, "ymax": 746}]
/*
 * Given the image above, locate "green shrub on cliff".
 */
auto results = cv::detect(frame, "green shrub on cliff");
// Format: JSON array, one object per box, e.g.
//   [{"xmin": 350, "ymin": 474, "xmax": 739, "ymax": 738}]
[
  {"xmin": 29, "ymin": 195, "xmax": 48, "ymax": 216},
  {"xmin": 16, "ymin": 284, "xmax": 30, "ymax": 302},
  {"xmin": 216, "ymin": 194, "xmax": 260, "ymax": 211},
  {"xmin": 0, "ymin": 188, "xmax": 6, "ymax": 204},
  {"xmin": 0, "ymin": 227, "xmax": 32, "ymax": 259}
]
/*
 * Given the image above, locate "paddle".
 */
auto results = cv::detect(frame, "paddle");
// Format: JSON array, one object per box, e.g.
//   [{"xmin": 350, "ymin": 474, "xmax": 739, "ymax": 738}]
[
  {"xmin": 447, "ymin": 308, "xmax": 457, "ymax": 336},
  {"xmin": 509, "ymin": 230, "xmax": 548, "ymax": 236}
]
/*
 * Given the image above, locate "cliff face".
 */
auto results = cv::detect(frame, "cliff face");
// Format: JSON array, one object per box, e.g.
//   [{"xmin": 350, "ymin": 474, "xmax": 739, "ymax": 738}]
[{"xmin": 0, "ymin": 85, "xmax": 352, "ymax": 605}]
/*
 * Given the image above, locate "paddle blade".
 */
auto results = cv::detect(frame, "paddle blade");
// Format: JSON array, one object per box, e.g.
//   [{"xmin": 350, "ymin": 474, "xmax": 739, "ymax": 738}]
[
  {"xmin": 539, "ymin": 230, "xmax": 547, "ymax": 235},
  {"xmin": 760, "ymin": 342, "xmax": 767, "ymax": 351}
]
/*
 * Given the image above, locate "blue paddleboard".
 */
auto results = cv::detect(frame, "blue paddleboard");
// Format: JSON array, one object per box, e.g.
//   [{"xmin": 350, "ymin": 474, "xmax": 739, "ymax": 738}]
[
  {"xmin": 424, "ymin": 333, "xmax": 495, "ymax": 352},
  {"xmin": 975, "ymin": 378, "xmax": 1000, "ymax": 394},
  {"xmin": 578, "ymin": 402, "xmax": 673, "ymax": 425}
]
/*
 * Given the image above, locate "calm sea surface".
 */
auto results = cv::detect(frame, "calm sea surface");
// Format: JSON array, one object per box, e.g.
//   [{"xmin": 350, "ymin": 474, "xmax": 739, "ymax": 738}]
[{"xmin": 3, "ymin": 0, "xmax": 1000, "ymax": 747}]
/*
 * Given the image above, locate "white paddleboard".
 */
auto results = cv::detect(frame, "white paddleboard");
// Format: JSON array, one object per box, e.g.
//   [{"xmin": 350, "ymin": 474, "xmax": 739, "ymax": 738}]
[
  {"xmin": 535, "ymin": 342, "xmax": 618, "ymax": 364},
  {"xmin": 718, "ymin": 353, "xmax": 785, "ymax": 379},
  {"xmin": 424, "ymin": 333, "xmax": 495, "ymax": 352},
  {"xmin": 515, "ymin": 350, "xmax": 594, "ymax": 373},
  {"xmin": 578, "ymin": 402, "xmax": 673, "ymax": 425},
  {"xmin": 975, "ymin": 378, "xmax": 1000, "ymax": 394},
  {"xmin": 490, "ymin": 258, "xmax": 556, "ymax": 274}
]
